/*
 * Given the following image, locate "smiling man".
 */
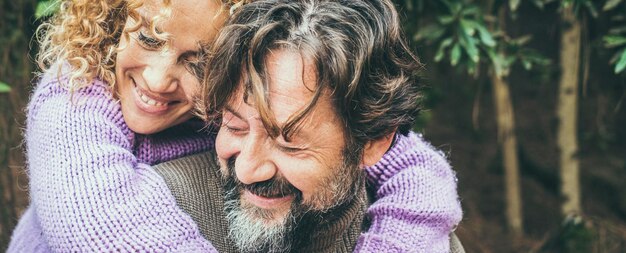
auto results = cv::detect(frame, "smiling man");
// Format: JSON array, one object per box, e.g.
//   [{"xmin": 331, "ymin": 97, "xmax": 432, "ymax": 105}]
[
  {"xmin": 154, "ymin": 0, "xmax": 462, "ymax": 252},
  {"xmin": 197, "ymin": 0, "xmax": 459, "ymax": 252},
  {"xmin": 215, "ymin": 49, "xmax": 376, "ymax": 252}
]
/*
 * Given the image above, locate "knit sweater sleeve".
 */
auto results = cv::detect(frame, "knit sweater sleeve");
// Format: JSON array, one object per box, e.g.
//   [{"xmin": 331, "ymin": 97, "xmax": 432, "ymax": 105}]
[
  {"xmin": 21, "ymin": 74, "xmax": 217, "ymax": 252},
  {"xmin": 355, "ymin": 131, "xmax": 463, "ymax": 253}
]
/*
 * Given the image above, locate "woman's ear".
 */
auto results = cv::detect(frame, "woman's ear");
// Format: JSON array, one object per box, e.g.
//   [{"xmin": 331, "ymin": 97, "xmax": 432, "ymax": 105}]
[{"xmin": 361, "ymin": 131, "xmax": 396, "ymax": 167}]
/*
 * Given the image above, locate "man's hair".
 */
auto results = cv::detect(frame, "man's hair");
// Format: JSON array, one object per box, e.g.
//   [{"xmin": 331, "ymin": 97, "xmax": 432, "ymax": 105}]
[{"xmin": 202, "ymin": 0, "xmax": 423, "ymax": 146}]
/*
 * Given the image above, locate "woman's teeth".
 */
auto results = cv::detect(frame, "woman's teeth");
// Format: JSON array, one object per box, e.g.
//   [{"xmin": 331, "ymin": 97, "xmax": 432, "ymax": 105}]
[{"xmin": 136, "ymin": 87, "xmax": 167, "ymax": 107}]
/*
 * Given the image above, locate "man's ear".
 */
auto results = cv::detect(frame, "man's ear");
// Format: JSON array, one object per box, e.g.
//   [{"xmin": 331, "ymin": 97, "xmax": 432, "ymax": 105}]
[{"xmin": 361, "ymin": 131, "xmax": 396, "ymax": 167}]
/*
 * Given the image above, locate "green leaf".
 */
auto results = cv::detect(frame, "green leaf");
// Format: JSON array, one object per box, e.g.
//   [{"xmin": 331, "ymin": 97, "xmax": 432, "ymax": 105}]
[
  {"xmin": 615, "ymin": 50, "xmax": 626, "ymax": 74},
  {"xmin": 414, "ymin": 24, "xmax": 445, "ymax": 42},
  {"xmin": 449, "ymin": 1, "xmax": 463, "ymax": 13},
  {"xmin": 608, "ymin": 25, "xmax": 626, "ymax": 34},
  {"xmin": 522, "ymin": 59, "xmax": 533, "ymax": 70},
  {"xmin": 561, "ymin": 0, "xmax": 574, "ymax": 8},
  {"xmin": 603, "ymin": 0, "xmax": 623, "ymax": 11},
  {"xmin": 459, "ymin": 19, "xmax": 477, "ymax": 36},
  {"xmin": 512, "ymin": 35, "xmax": 533, "ymax": 46},
  {"xmin": 450, "ymin": 43, "xmax": 461, "ymax": 66},
  {"xmin": 435, "ymin": 38, "xmax": 454, "ymax": 62},
  {"xmin": 36, "ymin": 0, "xmax": 60, "ymax": 19},
  {"xmin": 0, "ymin": 81, "xmax": 11, "ymax": 93},
  {"xmin": 476, "ymin": 25, "xmax": 496, "ymax": 47},
  {"xmin": 531, "ymin": 0, "xmax": 545, "ymax": 9},
  {"xmin": 467, "ymin": 59, "xmax": 477, "ymax": 75},
  {"xmin": 438, "ymin": 15, "xmax": 456, "ymax": 25},
  {"xmin": 459, "ymin": 31, "xmax": 480, "ymax": 63},
  {"xmin": 603, "ymin": 35, "xmax": 626, "ymax": 48},
  {"xmin": 509, "ymin": 0, "xmax": 522, "ymax": 12},
  {"xmin": 461, "ymin": 5, "xmax": 481, "ymax": 16},
  {"xmin": 584, "ymin": 1, "xmax": 599, "ymax": 18}
]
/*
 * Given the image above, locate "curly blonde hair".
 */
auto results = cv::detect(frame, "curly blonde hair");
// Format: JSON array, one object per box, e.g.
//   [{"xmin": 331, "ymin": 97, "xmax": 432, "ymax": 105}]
[{"xmin": 36, "ymin": 0, "xmax": 249, "ymax": 93}]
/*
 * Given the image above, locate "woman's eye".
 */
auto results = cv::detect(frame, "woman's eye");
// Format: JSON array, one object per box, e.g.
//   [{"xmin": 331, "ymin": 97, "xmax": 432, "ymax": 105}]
[{"xmin": 137, "ymin": 31, "xmax": 165, "ymax": 49}]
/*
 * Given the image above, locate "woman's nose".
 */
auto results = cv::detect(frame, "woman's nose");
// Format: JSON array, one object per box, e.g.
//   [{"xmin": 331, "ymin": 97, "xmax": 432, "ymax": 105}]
[{"xmin": 142, "ymin": 59, "xmax": 179, "ymax": 93}]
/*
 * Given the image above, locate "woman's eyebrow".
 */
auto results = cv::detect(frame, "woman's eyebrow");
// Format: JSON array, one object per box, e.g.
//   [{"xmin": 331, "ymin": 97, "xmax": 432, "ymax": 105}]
[{"xmin": 138, "ymin": 14, "xmax": 163, "ymax": 34}]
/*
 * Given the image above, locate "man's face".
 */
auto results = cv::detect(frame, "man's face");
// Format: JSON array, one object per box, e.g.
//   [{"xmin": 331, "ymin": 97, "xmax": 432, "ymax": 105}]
[{"xmin": 215, "ymin": 49, "xmax": 364, "ymax": 252}]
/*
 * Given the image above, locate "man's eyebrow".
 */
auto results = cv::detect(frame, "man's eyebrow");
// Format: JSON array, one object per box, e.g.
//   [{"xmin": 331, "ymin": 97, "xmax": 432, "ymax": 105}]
[{"xmin": 224, "ymin": 105, "xmax": 244, "ymax": 120}]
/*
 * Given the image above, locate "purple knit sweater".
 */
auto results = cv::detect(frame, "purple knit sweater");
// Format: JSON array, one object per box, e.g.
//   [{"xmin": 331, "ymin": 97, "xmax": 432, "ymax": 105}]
[{"xmin": 8, "ymin": 72, "xmax": 462, "ymax": 252}]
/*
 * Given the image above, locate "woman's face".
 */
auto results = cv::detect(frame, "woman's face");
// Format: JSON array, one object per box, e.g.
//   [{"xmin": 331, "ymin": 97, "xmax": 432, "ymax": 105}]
[{"xmin": 116, "ymin": 0, "xmax": 226, "ymax": 134}]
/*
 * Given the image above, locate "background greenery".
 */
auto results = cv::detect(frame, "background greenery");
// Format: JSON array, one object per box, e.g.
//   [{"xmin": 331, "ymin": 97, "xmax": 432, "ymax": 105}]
[{"xmin": 1, "ymin": 0, "xmax": 625, "ymax": 252}]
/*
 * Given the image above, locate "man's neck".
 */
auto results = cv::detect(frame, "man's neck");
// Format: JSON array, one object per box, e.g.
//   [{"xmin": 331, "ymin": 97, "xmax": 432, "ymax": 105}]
[{"xmin": 293, "ymin": 183, "xmax": 368, "ymax": 252}]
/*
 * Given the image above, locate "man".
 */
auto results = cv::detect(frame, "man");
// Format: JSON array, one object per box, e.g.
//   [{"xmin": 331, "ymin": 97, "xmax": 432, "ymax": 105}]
[{"xmin": 155, "ymin": 0, "xmax": 462, "ymax": 252}]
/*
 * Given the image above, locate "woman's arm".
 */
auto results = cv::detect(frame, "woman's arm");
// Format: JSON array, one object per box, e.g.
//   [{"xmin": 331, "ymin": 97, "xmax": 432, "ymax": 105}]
[
  {"xmin": 7, "ymin": 207, "xmax": 50, "ymax": 253},
  {"xmin": 19, "ymin": 76, "xmax": 217, "ymax": 252},
  {"xmin": 134, "ymin": 119, "xmax": 215, "ymax": 165},
  {"xmin": 355, "ymin": 131, "xmax": 463, "ymax": 253}
]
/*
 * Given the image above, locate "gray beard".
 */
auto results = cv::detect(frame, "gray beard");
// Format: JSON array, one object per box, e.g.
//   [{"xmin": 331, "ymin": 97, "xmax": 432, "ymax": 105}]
[
  {"xmin": 222, "ymin": 141, "xmax": 365, "ymax": 252},
  {"xmin": 223, "ymin": 188, "xmax": 302, "ymax": 253}
]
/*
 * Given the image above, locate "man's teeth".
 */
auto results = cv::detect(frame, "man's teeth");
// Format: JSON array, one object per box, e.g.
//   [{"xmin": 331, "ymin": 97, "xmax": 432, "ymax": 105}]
[{"xmin": 137, "ymin": 88, "xmax": 167, "ymax": 107}]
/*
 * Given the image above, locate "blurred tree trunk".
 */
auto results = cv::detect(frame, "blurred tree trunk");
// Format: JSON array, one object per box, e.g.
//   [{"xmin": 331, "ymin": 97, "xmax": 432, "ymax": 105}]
[
  {"xmin": 557, "ymin": 4, "xmax": 582, "ymax": 217},
  {"xmin": 491, "ymin": 5, "xmax": 523, "ymax": 236},
  {"xmin": 0, "ymin": 0, "xmax": 37, "ymax": 250},
  {"xmin": 492, "ymin": 74, "xmax": 523, "ymax": 236}
]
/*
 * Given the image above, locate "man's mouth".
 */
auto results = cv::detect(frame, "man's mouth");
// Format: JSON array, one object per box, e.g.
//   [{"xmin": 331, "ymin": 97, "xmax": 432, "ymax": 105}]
[
  {"xmin": 240, "ymin": 177, "xmax": 299, "ymax": 209},
  {"xmin": 226, "ymin": 157, "xmax": 301, "ymax": 210},
  {"xmin": 242, "ymin": 190, "xmax": 295, "ymax": 209}
]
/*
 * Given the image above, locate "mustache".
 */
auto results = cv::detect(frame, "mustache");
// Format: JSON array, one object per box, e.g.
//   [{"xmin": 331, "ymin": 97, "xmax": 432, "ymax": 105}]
[{"xmin": 227, "ymin": 157, "xmax": 301, "ymax": 199}]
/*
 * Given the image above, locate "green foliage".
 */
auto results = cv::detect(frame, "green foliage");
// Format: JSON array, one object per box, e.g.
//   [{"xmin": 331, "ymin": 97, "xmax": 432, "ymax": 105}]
[
  {"xmin": 615, "ymin": 49, "xmax": 626, "ymax": 73},
  {"xmin": 509, "ymin": 0, "xmax": 521, "ymax": 12},
  {"xmin": 484, "ymin": 34, "xmax": 552, "ymax": 78},
  {"xmin": 538, "ymin": 216, "xmax": 597, "ymax": 253},
  {"xmin": 558, "ymin": 216, "xmax": 595, "ymax": 253},
  {"xmin": 0, "ymin": 82, "xmax": 10, "ymax": 93},
  {"xmin": 35, "ymin": 0, "xmax": 60, "ymax": 19},
  {"xmin": 409, "ymin": 0, "xmax": 625, "ymax": 76},
  {"xmin": 411, "ymin": 0, "xmax": 549, "ymax": 78},
  {"xmin": 561, "ymin": 0, "xmax": 599, "ymax": 17},
  {"xmin": 413, "ymin": 1, "xmax": 497, "ymax": 75},
  {"xmin": 603, "ymin": 0, "xmax": 624, "ymax": 11},
  {"xmin": 603, "ymin": 13, "xmax": 626, "ymax": 73}
]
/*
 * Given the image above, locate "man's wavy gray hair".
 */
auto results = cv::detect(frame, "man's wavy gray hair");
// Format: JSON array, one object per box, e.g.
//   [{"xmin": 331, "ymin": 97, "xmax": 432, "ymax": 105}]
[{"xmin": 202, "ymin": 0, "xmax": 423, "ymax": 148}]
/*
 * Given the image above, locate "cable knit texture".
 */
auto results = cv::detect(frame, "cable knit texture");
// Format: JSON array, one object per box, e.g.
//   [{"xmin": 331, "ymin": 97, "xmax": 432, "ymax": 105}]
[
  {"xmin": 358, "ymin": 131, "xmax": 463, "ymax": 253},
  {"xmin": 8, "ymin": 71, "xmax": 217, "ymax": 252},
  {"xmin": 8, "ymin": 70, "xmax": 462, "ymax": 252}
]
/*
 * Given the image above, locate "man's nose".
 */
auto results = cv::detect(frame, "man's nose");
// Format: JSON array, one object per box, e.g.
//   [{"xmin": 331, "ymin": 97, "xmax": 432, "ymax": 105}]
[
  {"xmin": 142, "ymin": 58, "xmax": 179, "ymax": 93},
  {"xmin": 235, "ymin": 137, "xmax": 277, "ymax": 185}
]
